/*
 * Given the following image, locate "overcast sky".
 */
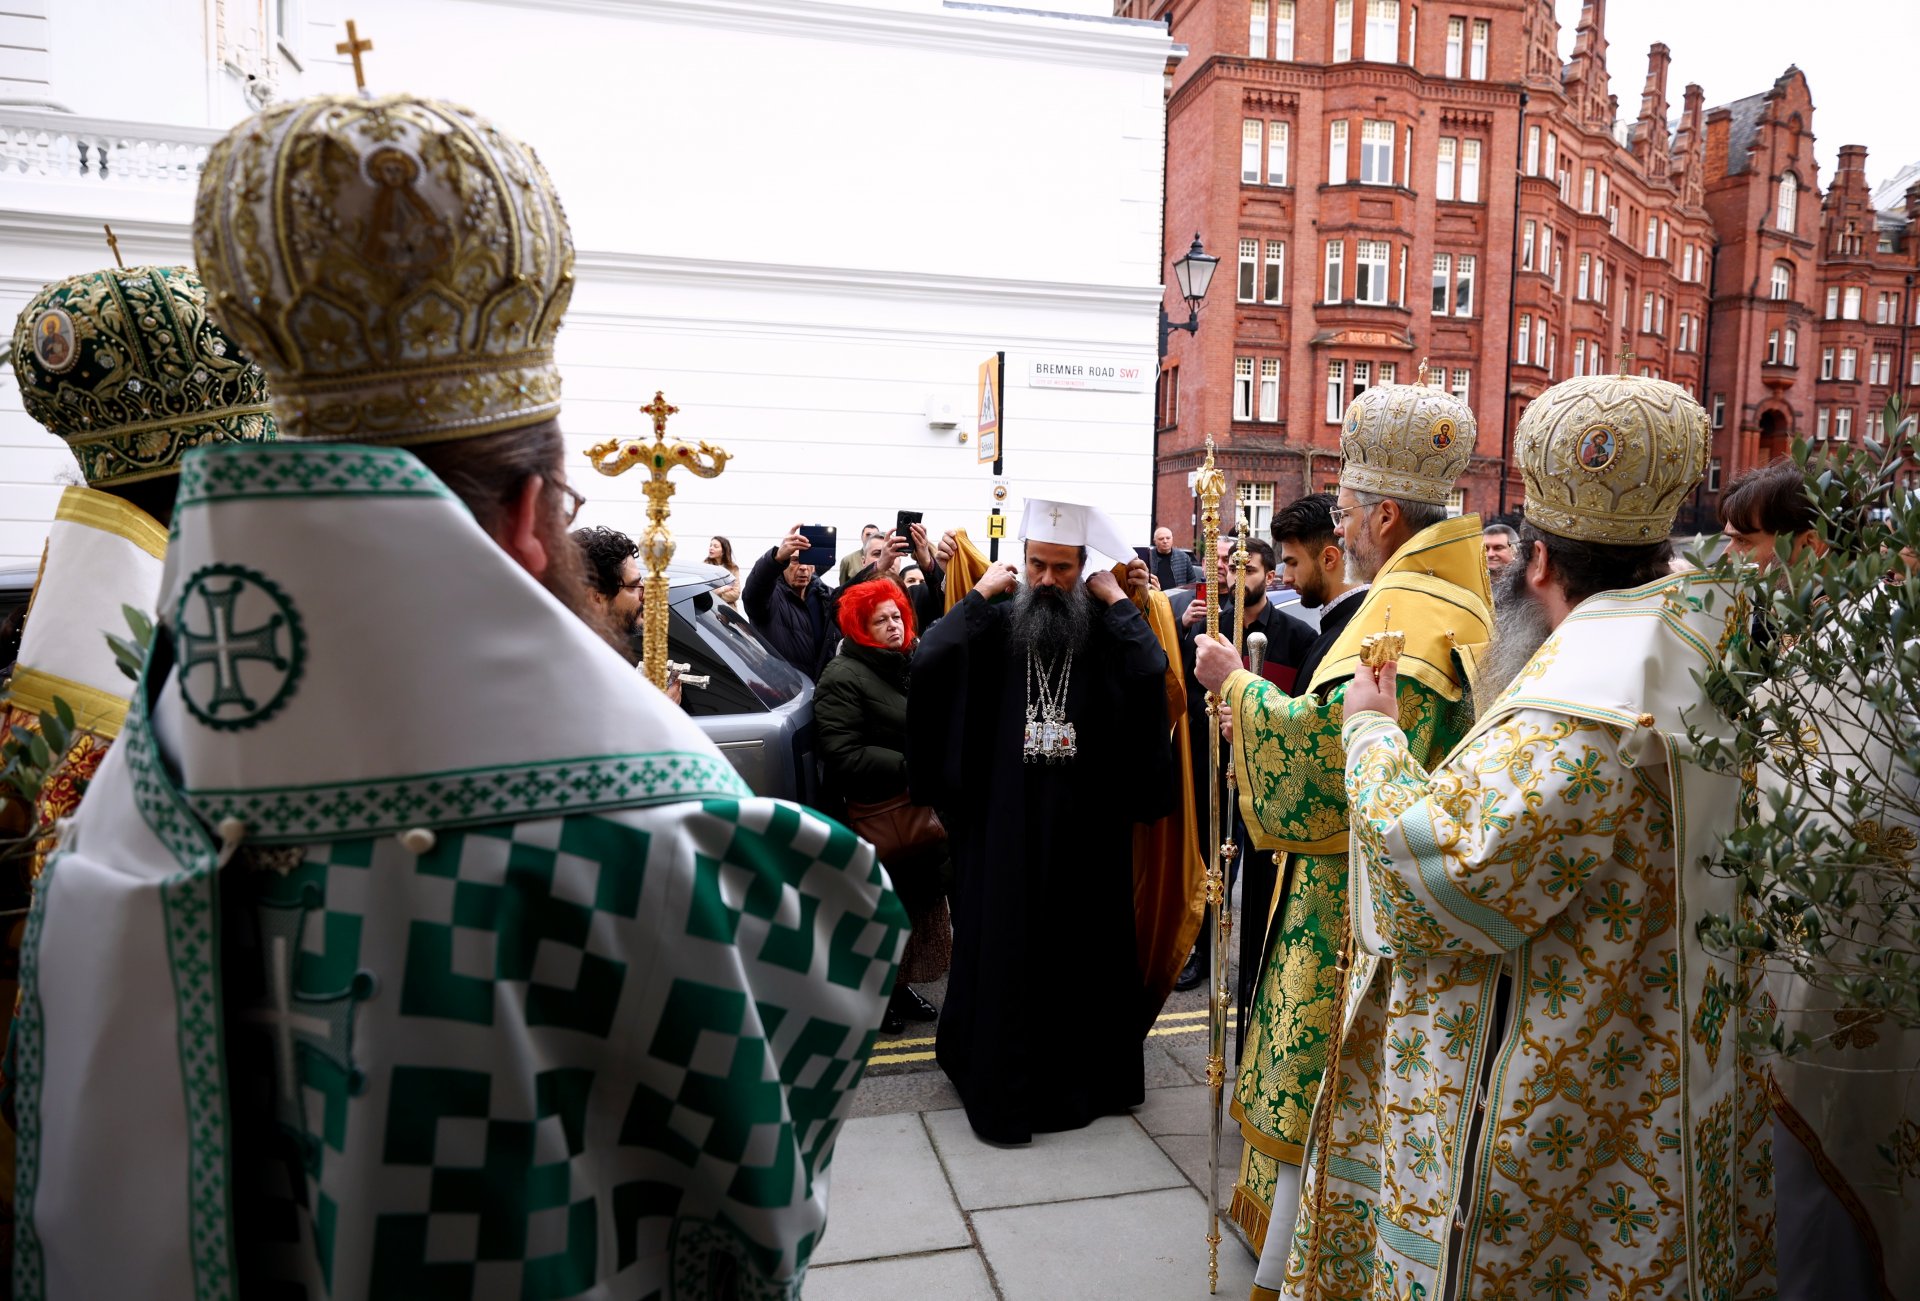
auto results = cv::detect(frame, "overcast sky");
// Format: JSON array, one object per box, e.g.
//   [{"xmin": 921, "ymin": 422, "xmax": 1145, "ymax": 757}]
[{"xmin": 1552, "ymin": 0, "xmax": 1920, "ymax": 197}]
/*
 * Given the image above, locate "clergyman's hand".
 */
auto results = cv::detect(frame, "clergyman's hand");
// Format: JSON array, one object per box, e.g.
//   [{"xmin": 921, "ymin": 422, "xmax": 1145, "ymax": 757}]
[
  {"xmin": 1343, "ymin": 660, "xmax": 1398, "ymax": 726},
  {"xmin": 1194, "ymin": 632, "xmax": 1239, "ymax": 693},
  {"xmin": 974, "ymin": 561, "xmax": 1019, "ymax": 600},
  {"xmin": 1124, "ymin": 557, "xmax": 1152, "ymax": 598},
  {"xmin": 1085, "ymin": 569, "xmax": 1125, "ymax": 606}
]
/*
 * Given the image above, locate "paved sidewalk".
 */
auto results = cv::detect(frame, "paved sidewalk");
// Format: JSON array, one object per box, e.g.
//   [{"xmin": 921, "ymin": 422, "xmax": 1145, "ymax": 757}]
[{"xmin": 809, "ymin": 1015, "xmax": 1259, "ymax": 1299}]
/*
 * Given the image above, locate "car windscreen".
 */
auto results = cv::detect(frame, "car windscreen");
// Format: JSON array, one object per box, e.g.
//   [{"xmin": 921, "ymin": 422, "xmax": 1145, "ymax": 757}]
[{"xmin": 668, "ymin": 586, "xmax": 809, "ymax": 714}]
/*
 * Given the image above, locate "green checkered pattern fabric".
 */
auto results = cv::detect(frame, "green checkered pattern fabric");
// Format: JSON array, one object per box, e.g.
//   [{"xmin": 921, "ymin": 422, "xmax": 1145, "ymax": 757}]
[{"xmin": 222, "ymin": 797, "xmax": 905, "ymax": 1299}]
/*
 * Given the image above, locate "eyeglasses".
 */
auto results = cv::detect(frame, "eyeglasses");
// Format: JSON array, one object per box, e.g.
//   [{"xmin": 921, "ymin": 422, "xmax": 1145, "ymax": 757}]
[
  {"xmin": 1330, "ymin": 503, "xmax": 1370, "ymax": 528},
  {"xmin": 558, "ymin": 481, "xmax": 587, "ymax": 527},
  {"xmin": 617, "ymin": 579, "xmax": 644, "ymax": 593}
]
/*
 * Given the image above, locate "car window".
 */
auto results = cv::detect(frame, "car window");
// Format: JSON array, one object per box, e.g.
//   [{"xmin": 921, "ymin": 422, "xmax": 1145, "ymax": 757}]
[{"xmin": 668, "ymin": 587, "xmax": 808, "ymax": 715}]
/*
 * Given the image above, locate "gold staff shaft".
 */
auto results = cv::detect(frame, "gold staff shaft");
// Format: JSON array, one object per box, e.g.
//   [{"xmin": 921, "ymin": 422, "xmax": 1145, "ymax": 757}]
[
  {"xmin": 584, "ymin": 391, "xmax": 730, "ymax": 691},
  {"xmin": 1209, "ymin": 510, "xmax": 1250, "ymax": 1274},
  {"xmin": 1193, "ymin": 440, "xmax": 1228, "ymax": 1293}
]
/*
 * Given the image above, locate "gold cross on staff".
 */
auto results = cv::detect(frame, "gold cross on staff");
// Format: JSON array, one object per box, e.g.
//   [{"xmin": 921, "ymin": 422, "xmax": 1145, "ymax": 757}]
[
  {"xmin": 102, "ymin": 224, "xmax": 123, "ymax": 270},
  {"xmin": 336, "ymin": 19, "xmax": 374, "ymax": 90},
  {"xmin": 1617, "ymin": 346, "xmax": 1636, "ymax": 374},
  {"xmin": 639, "ymin": 392, "xmax": 679, "ymax": 438}
]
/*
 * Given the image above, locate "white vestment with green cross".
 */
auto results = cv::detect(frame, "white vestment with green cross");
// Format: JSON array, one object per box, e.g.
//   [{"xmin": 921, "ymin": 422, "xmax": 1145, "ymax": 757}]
[{"xmin": 11, "ymin": 442, "xmax": 906, "ymax": 1301}]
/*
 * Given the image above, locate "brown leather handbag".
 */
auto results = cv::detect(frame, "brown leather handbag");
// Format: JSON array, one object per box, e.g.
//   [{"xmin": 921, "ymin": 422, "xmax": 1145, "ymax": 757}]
[{"xmin": 843, "ymin": 792, "xmax": 946, "ymax": 864}]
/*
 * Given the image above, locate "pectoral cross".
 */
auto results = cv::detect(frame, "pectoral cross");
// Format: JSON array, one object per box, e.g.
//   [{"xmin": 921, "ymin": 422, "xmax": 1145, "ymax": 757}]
[
  {"xmin": 584, "ymin": 392, "xmax": 730, "ymax": 690},
  {"xmin": 103, "ymin": 224, "xmax": 124, "ymax": 270},
  {"xmin": 335, "ymin": 19, "xmax": 374, "ymax": 90}
]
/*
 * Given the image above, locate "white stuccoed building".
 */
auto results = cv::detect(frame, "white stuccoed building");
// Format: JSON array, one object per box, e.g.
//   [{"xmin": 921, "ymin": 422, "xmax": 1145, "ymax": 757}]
[{"xmin": 0, "ymin": 0, "xmax": 1179, "ymax": 572}]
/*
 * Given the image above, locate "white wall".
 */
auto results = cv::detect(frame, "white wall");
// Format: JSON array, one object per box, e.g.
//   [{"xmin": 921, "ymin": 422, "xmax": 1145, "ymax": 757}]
[{"xmin": 0, "ymin": 0, "xmax": 1176, "ymax": 571}]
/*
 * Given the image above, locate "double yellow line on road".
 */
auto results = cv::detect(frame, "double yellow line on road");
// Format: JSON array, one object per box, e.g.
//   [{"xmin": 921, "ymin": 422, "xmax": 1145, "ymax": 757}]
[{"xmin": 868, "ymin": 1007, "xmax": 1237, "ymax": 1067}]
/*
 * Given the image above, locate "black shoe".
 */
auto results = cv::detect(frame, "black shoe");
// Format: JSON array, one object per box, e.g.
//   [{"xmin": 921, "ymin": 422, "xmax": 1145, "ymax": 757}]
[
  {"xmin": 1174, "ymin": 950, "xmax": 1208, "ymax": 992},
  {"xmin": 881, "ymin": 1003, "xmax": 907, "ymax": 1035},
  {"xmin": 893, "ymin": 985, "xmax": 939, "ymax": 1022}
]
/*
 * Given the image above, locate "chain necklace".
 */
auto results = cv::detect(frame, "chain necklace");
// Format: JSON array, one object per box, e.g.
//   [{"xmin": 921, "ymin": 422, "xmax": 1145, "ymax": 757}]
[{"xmin": 1023, "ymin": 649, "xmax": 1077, "ymax": 763}]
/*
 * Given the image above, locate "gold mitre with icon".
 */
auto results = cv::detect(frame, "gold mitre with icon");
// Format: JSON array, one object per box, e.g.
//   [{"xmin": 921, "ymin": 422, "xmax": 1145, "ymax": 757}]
[
  {"xmin": 193, "ymin": 93, "xmax": 574, "ymax": 445},
  {"xmin": 11, "ymin": 264, "xmax": 275, "ymax": 488},
  {"xmin": 1338, "ymin": 381, "xmax": 1478, "ymax": 506},
  {"xmin": 1516, "ymin": 374, "xmax": 1708, "ymax": 543}
]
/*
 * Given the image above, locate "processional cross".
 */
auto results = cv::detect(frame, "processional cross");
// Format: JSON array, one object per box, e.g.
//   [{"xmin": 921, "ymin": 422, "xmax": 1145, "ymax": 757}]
[
  {"xmin": 583, "ymin": 392, "xmax": 731, "ymax": 690},
  {"xmin": 103, "ymin": 224, "xmax": 124, "ymax": 270},
  {"xmin": 335, "ymin": 19, "xmax": 374, "ymax": 90}
]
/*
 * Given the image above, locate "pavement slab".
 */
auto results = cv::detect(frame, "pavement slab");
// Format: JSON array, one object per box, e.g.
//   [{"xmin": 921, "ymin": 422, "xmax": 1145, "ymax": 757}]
[
  {"xmin": 924, "ymin": 1110, "xmax": 1187, "ymax": 1211},
  {"xmin": 815, "ymin": 1114, "xmax": 971, "ymax": 1266},
  {"xmin": 805, "ymin": 1248, "xmax": 997, "ymax": 1300},
  {"xmin": 972, "ymin": 1185, "xmax": 1257, "ymax": 1301}
]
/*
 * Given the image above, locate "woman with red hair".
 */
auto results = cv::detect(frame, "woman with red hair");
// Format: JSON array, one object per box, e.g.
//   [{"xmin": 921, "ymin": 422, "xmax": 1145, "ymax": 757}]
[{"xmin": 816, "ymin": 578, "xmax": 951, "ymax": 1033}]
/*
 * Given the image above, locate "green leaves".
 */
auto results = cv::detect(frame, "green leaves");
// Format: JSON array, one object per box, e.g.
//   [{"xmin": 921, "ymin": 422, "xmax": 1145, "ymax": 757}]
[{"xmin": 108, "ymin": 603, "xmax": 155, "ymax": 683}]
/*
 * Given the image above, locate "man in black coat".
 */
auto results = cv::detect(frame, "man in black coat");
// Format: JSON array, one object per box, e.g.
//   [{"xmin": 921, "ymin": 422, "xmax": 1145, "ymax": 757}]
[{"xmin": 743, "ymin": 523, "xmax": 840, "ymax": 680}]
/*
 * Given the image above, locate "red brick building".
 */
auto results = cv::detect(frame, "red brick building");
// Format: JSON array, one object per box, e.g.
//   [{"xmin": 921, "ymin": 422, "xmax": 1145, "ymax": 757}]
[{"xmin": 1142, "ymin": 0, "xmax": 1919, "ymax": 538}]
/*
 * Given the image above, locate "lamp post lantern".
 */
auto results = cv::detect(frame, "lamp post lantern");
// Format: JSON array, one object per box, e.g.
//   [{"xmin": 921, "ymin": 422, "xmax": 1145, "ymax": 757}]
[{"xmin": 1159, "ymin": 233, "xmax": 1219, "ymax": 361}]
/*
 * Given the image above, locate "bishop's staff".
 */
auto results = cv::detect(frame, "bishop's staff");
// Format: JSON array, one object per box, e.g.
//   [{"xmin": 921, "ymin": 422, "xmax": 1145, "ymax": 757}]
[{"xmin": 583, "ymin": 392, "xmax": 730, "ymax": 690}]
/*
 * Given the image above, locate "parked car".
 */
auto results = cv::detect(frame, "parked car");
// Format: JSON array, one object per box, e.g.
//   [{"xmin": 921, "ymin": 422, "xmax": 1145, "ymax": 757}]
[{"xmin": 0, "ymin": 562, "xmax": 819, "ymax": 803}]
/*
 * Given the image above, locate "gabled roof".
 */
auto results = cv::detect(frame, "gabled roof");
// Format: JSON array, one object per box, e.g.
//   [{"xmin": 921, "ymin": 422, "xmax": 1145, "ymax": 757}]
[{"xmin": 1717, "ymin": 89, "xmax": 1769, "ymax": 176}]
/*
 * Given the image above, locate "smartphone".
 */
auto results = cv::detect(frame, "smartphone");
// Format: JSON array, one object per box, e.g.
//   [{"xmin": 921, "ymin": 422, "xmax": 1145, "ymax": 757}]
[
  {"xmin": 1133, "ymin": 545, "xmax": 1154, "ymax": 567},
  {"xmin": 798, "ymin": 524, "xmax": 837, "ymax": 570},
  {"xmin": 1194, "ymin": 580, "xmax": 1207, "ymax": 608},
  {"xmin": 895, "ymin": 510, "xmax": 923, "ymax": 541}
]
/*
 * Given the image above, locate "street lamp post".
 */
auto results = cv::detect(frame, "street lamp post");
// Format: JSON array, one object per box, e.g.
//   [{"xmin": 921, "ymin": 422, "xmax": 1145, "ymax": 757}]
[{"xmin": 1159, "ymin": 233, "xmax": 1219, "ymax": 360}]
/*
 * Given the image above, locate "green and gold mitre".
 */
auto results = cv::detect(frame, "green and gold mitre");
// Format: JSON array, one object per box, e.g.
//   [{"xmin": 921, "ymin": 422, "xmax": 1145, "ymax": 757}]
[
  {"xmin": 10, "ymin": 264, "xmax": 276, "ymax": 488},
  {"xmin": 1516, "ymin": 373, "xmax": 1709, "ymax": 543}
]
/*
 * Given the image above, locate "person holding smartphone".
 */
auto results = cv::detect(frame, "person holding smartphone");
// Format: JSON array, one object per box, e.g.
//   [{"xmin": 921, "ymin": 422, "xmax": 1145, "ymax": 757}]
[{"xmin": 744, "ymin": 521, "xmax": 842, "ymax": 680}]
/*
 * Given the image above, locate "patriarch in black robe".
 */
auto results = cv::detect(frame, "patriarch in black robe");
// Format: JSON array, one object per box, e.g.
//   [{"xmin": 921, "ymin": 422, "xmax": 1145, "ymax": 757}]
[{"xmin": 908, "ymin": 503, "xmax": 1173, "ymax": 1144}]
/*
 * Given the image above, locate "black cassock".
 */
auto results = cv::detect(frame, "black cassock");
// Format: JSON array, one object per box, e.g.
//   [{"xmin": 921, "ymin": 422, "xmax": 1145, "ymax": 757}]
[{"xmin": 907, "ymin": 590, "xmax": 1174, "ymax": 1143}]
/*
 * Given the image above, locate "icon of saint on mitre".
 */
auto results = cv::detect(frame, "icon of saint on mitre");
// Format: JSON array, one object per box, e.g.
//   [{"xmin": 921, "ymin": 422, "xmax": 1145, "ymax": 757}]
[
  {"xmin": 33, "ymin": 307, "xmax": 77, "ymax": 373},
  {"xmin": 361, "ymin": 146, "xmax": 453, "ymax": 271},
  {"xmin": 1577, "ymin": 426, "xmax": 1616, "ymax": 470}
]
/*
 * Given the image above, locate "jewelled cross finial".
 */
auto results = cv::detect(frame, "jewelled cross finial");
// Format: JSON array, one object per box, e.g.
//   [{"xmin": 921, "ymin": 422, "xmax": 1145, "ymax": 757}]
[
  {"xmin": 335, "ymin": 19, "xmax": 374, "ymax": 90},
  {"xmin": 1617, "ymin": 347, "xmax": 1636, "ymax": 374},
  {"xmin": 103, "ymin": 224, "xmax": 124, "ymax": 270},
  {"xmin": 584, "ymin": 392, "xmax": 730, "ymax": 691}
]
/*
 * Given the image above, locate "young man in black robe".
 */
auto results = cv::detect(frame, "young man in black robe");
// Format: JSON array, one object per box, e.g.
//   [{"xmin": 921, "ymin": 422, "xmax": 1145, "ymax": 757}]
[{"xmin": 907, "ymin": 500, "xmax": 1173, "ymax": 1144}]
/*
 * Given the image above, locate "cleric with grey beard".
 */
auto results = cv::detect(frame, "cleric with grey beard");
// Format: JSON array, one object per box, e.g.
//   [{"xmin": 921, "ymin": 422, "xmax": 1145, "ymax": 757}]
[
  {"xmin": 906, "ymin": 506, "xmax": 1180, "ymax": 1145},
  {"xmin": 1478, "ymin": 539, "xmax": 1558, "ymax": 704}
]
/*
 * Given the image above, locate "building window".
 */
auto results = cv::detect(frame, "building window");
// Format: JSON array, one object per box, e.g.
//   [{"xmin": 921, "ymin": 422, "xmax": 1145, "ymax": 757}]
[
  {"xmin": 1517, "ymin": 314, "xmax": 1531, "ymax": 364},
  {"xmin": 1379, "ymin": 361, "xmax": 1395, "ymax": 385},
  {"xmin": 1659, "ymin": 223, "xmax": 1669, "ymax": 260},
  {"xmin": 1912, "ymin": 353, "xmax": 1920, "ymax": 386},
  {"xmin": 1274, "ymin": 0, "xmax": 1295, "ymax": 57},
  {"xmin": 1835, "ymin": 407, "xmax": 1852, "ymax": 442},
  {"xmin": 1877, "ymin": 291, "xmax": 1897, "ymax": 324},
  {"xmin": 1258, "ymin": 359, "xmax": 1280, "ymax": 421},
  {"xmin": 1323, "ymin": 240, "xmax": 1344, "ymax": 301},
  {"xmin": 1355, "ymin": 239, "xmax": 1390, "ymax": 304},
  {"xmin": 1776, "ymin": 173, "xmax": 1798, "ymax": 231},
  {"xmin": 1843, "ymin": 286, "xmax": 1861, "ymax": 319},
  {"xmin": 1333, "ymin": 0, "xmax": 1352, "ymax": 60},
  {"xmin": 1676, "ymin": 312, "xmax": 1690, "ymax": 352},
  {"xmin": 1711, "ymin": 395, "xmax": 1725, "ymax": 429},
  {"xmin": 1156, "ymin": 363, "xmax": 1179, "ymax": 430},
  {"xmin": 1816, "ymin": 407, "xmax": 1830, "ymax": 440},
  {"xmin": 1593, "ymin": 258, "xmax": 1606, "ymax": 305},
  {"xmin": 1582, "ymin": 168, "xmax": 1596, "ymax": 213},
  {"xmin": 1521, "ymin": 220, "xmax": 1536, "ymax": 271},
  {"xmin": 1363, "ymin": 0, "xmax": 1397, "ymax": 61},
  {"xmin": 1449, "ymin": 367, "xmax": 1469, "ymax": 404},
  {"xmin": 1328, "ymin": 119, "xmax": 1348, "ymax": 184},
  {"xmin": 1431, "ymin": 253, "xmax": 1451, "ymax": 314},
  {"xmin": 1783, "ymin": 328, "xmax": 1796, "ymax": 366},
  {"xmin": 1239, "ymin": 481, "xmax": 1276, "ymax": 534},
  {"xmin": 1770, "ymin": 262, "xmax": 1792, "ymax": 300},
  {"xmin": 1655, "ymin": 296, "xmax": 1665, "ymax": 335},
  {"xmin": 1264, "ymin": 241, "xmax": 1285, "ymax": 303},
  {"xmin": 1707, "ymin": 458, "xmax": 1722, "ymax": 492},
  {"xmin": 1573, "ymin": 338, "xmax": 1586, "ymax": 376},
  {"xmin": 1237, "ymin": 239, "xmax": 1258, "ymax": 302},
  {"xmin": 1351, "ymin": 361, "xmax": 1371, "ymax": 402},
  {"xmin": 1839, "ymin": 347, "xmax": 1858, "ymax": 380},
  {"xmin": 1681, "ymin": 244, "xmax": 1694, "ymax": 281},
  {"xmin": 1547, "ymin": 333, "xmax": 1557, "ymax": 376},
  {"xmin": 1234, "ymin": 357, "xmax": 1254, "ymax": 420},
  {"xmin": 1825, "ymin": 287, "xmax": 1840, "ymax": 319},
  {"xmin": 1249, "ymin": 0, "xmax": 1267, "ymax": 56},
  {"xmin": 1544, "ymin": 131, "xmax": 1557, "ymax": 178},
  {"xmin": 1444, "ymin": 17, "xmax": 1463, "ymax": 77},
  {"xmin": 1459, "ymin": 140, "xmax": 1481, "ymax": 202},
  {"xmin": 1642, "ymin": 292, "xmax": 1655, "ymax": 333},
  {"xmin": 1242, "ymin": 120, "xmax": 1262, "ymax": 183},
  {"xmin": 1551, "ymin": 240, "xmax": 1563, "ymax": 292},
  {"xmin": 1326, "ymin": 360, "xmax": 1346, "ymax": 422},
  {"xmin": 1454, "ymin": 254, "xmax": 1474, "ymax": 316},
  {"xmin": 1645, "ymin": 217, "xmax": 1659, "ymax": 259},
  {"xmin": 1526, "ymin": 124, "xmax": 1540, "ymax": 174},
  {"xmin": 1268, "ymin": 121, "xmax": 1289, "ymax": 184},
  {"xmin": 1870, "ymin": 351, "xmax": 1891, "ymax": 385},
  {"xmin": 1766, "ymin": 330, "xmax": 1779, "ymax": 364},
  {"xmin": 1360, "ymin": 120, "xmax": 1394, "ymax": 185},
  {"xmin": 1396, "ymin": 245, "xmax": 1407, "ymax": 308},
  {"xmin": 1469, "ymin": 18, "xmax": 1488, "ymax": 78},
  {"xmin": 1435, "ymin": 138, "xmax": 1456, "ymax": 200},
  {"xmin": 1820, "ymin": 347, "xmax": 1834, "ymax": 380},
  {"xmin": 1577, "ymin": 252, "xmax": 1591, "ymax": 300}
]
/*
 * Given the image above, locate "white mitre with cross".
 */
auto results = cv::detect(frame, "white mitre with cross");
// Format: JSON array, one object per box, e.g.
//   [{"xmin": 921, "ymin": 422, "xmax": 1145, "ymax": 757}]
[{"xmin": 1018, "ymin": 498, "xmax": 1134, "ymax": 569}]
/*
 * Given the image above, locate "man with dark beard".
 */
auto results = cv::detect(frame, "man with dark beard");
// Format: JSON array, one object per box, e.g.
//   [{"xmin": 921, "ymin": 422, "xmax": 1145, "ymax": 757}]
[
  {"xmin": 1273, "ymin": 492, "xmax": 1367, "ymax": 687},
  {"xmin": 907, "ymin": 499, "xmax": 1174, "ymax": 1143}
]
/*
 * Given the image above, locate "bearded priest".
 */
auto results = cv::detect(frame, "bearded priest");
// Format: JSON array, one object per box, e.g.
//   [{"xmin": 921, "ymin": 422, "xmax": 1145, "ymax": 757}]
[
  {"xmin": 1194, "ymin": 381, "xmax": 1490, "ymax": 1295},
  {"xmin": 11, "ymin": 94, "xmax": 904, "ymax": 1300},
  {"xmin": 1318, "ymin": 374, "xmax": 1772, "ymax": 1301},
  {"xmin": 908, "ymin": 499, "xmax": 1174, "ymax": 1143}
]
